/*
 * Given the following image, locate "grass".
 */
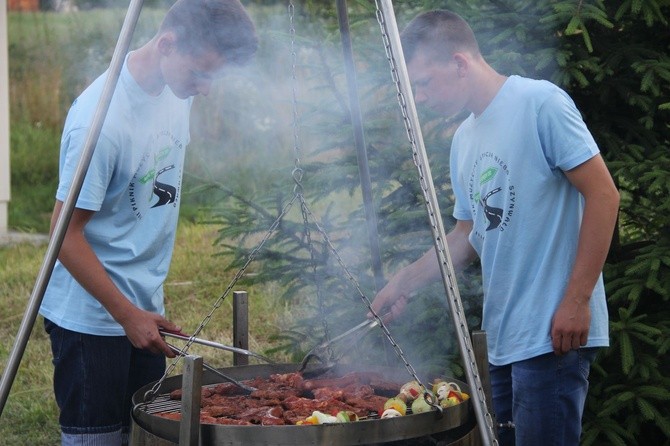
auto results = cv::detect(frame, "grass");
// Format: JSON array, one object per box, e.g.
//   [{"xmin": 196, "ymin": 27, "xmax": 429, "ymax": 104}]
[
  {"xmin": 0, "ymin": 242, "xmax": 59, "ymax": 445},
  {"xmin": 0, "ymin": 222, "xmax": 293, "ymax": 445}
]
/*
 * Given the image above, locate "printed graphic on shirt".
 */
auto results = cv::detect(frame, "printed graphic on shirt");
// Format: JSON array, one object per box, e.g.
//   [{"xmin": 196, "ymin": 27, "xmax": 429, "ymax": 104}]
[
  {"xmin": 128, "ymin": 131, "xmax": 184, "ymax": 220},
  {"xmin": 468, "ymin": 151, "xmax": 516, "ymax": 241}
]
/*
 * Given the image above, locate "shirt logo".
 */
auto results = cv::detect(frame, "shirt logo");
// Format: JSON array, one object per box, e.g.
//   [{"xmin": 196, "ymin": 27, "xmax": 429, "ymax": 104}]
[
  {"xmin": 128, "ymin": 131, "xmax": 183, "ymax": 220},
  {"xmin": 468, "ymin": 152, "xmax": 516, "ymax": 240}
]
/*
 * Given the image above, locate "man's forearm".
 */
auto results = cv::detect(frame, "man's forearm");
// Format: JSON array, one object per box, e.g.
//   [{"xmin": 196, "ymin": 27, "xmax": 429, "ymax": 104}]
[
  {"xmin": 564, "ymin": 191, "xmax": 619, "ymax": 302},
  {"xmin": 563, "ymin": 156, "xmax": 620, "ymax": 303}
]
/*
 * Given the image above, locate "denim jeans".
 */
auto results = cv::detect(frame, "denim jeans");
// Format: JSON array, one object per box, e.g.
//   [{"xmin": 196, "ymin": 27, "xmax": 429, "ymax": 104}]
[
  {"xmin": 44, "ymin": 319, "xmax": 165, "ymax": 445},
  {"xmin": 490, "ymin": 348, "xmax": 598, "ymax": 446}
]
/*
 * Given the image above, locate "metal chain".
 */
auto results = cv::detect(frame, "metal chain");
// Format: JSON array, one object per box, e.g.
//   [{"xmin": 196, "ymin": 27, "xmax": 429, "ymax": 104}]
[
  {"xmin": 289, "ymin": 0, "xmax": 333, "ymax": 351},
  {"xmin": 373, "ymin": 1, "xmax": 497, "ymax": 443},
  {"xmin": 288, "ymin": 1, "xmax": 303, "ymax": 196}
]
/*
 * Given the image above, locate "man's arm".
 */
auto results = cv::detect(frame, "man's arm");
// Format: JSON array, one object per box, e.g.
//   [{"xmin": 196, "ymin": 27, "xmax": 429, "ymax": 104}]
[
  {"xmin": 551, "ymin": 154, "xmax": 620, "ymax": 355},
  {"xmin": 371, "ymin": 219, "xmax": 477, "ymax": 319},
  {"xmin": 51, "ymin": 200, "xmax": 179, "ymax": 357}
]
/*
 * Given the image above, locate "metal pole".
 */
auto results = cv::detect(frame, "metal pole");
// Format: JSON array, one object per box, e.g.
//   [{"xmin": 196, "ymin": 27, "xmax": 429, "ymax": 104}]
[
  {"xmin": 232, "ymin": 291, "xmax": 249, "ymax": 366},
  {"xmin": 0, "ymin": 0, "xmax": 145, "ymax": 416},
  {"xmin": 376, "ymin": 1, "xmax": 497, "ymax": 444},
  {"xmin": 179, "ymin": 355, "xmax": 202, "ymax": 446},
  {"xmin": 472, "ymin": 330, "xmax": 498, "ymax": 441},
  {"xmin": 335, "ymin": 0, "xmax": 385, "ymax": 293},
  {"xmin": 0, "ymin": 0, "xmax": 10, "ymax": 235}
]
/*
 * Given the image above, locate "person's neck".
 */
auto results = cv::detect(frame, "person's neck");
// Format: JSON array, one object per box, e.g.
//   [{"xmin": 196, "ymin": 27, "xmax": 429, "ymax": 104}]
[
  {"xmin": 470, "ymin": 65, "xmax": 507, "ymax": 118},
  {"xmin": 127, "ymin": 40, "xmax": 166, "ymax": 96}
]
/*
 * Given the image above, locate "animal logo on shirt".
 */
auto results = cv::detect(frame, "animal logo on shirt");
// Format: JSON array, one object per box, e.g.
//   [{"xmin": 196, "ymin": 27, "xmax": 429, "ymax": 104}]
[
  {"xmin": 137, "ymin": 147, "xmax": 177, "ymax": 208},
  {"xmin": 151, "ymin": 165, "xmax": 177, "ymax": 207},
  {"xmin": 129, "ymin": 133, "xmax": 184, "ymax": 220},
  {"xmin": 479, "ymin": 186, "xmax": 503, "ymax": 230},
  {"xmin": 468, "ymin": 152, "xmax": 516, "ymax": 239}
]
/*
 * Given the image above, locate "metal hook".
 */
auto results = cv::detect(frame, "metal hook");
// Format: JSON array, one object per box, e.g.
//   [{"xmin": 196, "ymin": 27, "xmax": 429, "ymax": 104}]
[{"xmin": 292, "ymin": 166, "xmax": 304, "ymax": 195}]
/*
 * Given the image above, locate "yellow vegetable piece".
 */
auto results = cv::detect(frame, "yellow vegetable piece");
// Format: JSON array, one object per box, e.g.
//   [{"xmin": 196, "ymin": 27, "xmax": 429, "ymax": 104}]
[{"xmin": 383, "ymin": 397, "xmax": 407, "ymax": 416}]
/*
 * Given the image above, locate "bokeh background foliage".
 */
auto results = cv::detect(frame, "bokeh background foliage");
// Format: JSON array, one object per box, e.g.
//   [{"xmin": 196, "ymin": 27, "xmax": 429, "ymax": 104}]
[{"xmin": 5, "ymin": 1, "xmax": 670, "ymax": 445}]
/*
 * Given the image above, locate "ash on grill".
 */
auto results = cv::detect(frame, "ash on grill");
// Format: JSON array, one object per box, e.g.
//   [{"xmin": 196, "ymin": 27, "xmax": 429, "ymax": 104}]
[{"xmin": 147, "ymin": 370, "xmax": 404, "ymax": 426}]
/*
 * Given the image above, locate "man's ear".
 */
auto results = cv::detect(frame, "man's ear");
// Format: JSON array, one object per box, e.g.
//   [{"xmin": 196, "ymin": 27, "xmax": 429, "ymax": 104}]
[
  {"xmin": 453, "ymin": 53, "xmax": 468, "ymax": 78},
  {"xmin": 157, "ymin": 32, "xmax": 177, "ymax": 56}
]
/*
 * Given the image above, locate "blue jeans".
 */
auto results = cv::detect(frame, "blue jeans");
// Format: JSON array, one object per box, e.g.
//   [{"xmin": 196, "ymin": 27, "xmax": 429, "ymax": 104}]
[
  {"xmin": 490, "ymin": 348, "xmax": 598, "ymax": 446},
  {"xmin": 44, "ymin": 319, "xmax": 165, "ymax": 445}
]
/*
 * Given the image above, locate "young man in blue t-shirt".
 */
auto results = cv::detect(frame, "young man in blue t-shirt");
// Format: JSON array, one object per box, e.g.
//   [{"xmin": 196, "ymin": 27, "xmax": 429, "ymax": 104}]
[
  {"xmin": 39, "ymin": 1, "xmax": 257, "ymax": 444},
  {"xmin": 371, "ymin": 10, "xmax": 619, "ymax": 446}
]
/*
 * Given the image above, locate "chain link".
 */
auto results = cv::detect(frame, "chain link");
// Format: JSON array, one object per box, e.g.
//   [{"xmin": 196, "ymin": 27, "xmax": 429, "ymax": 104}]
[
  {"xmin": 289, "ymin": 1, "xmax": 303, "ymax": 196},
  {"xmin": 373, "ymin": 1, "xmax": 497, "ymax": 443}
]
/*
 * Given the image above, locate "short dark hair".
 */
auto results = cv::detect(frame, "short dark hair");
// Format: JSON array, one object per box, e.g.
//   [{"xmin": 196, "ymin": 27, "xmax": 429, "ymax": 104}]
[
  {"xmin": 160, "ymin": 0, "xmax": 258, "ymax": 66},
  {"xmin": 401, "ymin": 10, "xmax": 480, "ymax": 63}
]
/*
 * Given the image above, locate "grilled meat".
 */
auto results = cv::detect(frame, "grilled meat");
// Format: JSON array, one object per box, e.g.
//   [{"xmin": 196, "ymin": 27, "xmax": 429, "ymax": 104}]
[{"xmin": 163, "ymin": 370, "xmax": 399, "ymax": 425}]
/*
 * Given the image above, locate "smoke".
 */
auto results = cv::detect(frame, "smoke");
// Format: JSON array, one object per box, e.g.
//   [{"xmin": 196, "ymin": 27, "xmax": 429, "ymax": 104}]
[
  {"xmin": 183, "ymin": 4, "xmax": 484, "ymax": 382},
  {"xmin": 40, "ymin": 2, "xmax": 482, "ymax": 379}
]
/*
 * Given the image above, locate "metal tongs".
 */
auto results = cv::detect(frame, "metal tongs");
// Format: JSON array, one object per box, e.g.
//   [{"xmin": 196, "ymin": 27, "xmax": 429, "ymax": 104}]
[
  {"xmin": 160, "ymin": 329, "xmax": 277, "ymax": 394},
  {"xmin": 298, "ymin": 314, "xmax": 387, "ymax": 375},
  {"xmin": 160, "ymin": 329, "xmax": 276, "ymax": 365},
  {"xmin": 165, "ymin": 342, "xmax": 257, "ymax": 394}
]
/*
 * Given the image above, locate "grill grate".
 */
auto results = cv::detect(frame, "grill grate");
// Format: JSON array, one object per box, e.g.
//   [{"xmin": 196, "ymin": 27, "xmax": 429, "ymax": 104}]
[
  {"xmin": 142, "ymin": 394, "xmax": 181, "ymax": 415},
  {"xmin": 139, "ymin": 383, "xmax": 221, "ymax": 415}
]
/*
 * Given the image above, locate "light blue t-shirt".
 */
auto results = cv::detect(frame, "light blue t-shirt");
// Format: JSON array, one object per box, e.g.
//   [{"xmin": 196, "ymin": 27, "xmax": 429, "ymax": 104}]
[
  {"xmin": 450, "ymin": 75, "xmax": 609, "ymax": 365},
  {"xmin": 40, "ymin": 54, "xmax": 192, "ymax": 336}
]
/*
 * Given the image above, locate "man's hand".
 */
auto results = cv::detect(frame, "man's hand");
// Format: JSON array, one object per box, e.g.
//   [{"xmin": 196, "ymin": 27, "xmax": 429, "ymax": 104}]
[
  {"xmin": 550, "ymin": 296, "xmax": 591, "ymax": 355},
  {"xmin": 120, "ymin": 307, "xmax": 181, "ymax": 358},
  {"xmin": 370, "ymin": 283, "xmax": 410, "ymax": 322}
]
